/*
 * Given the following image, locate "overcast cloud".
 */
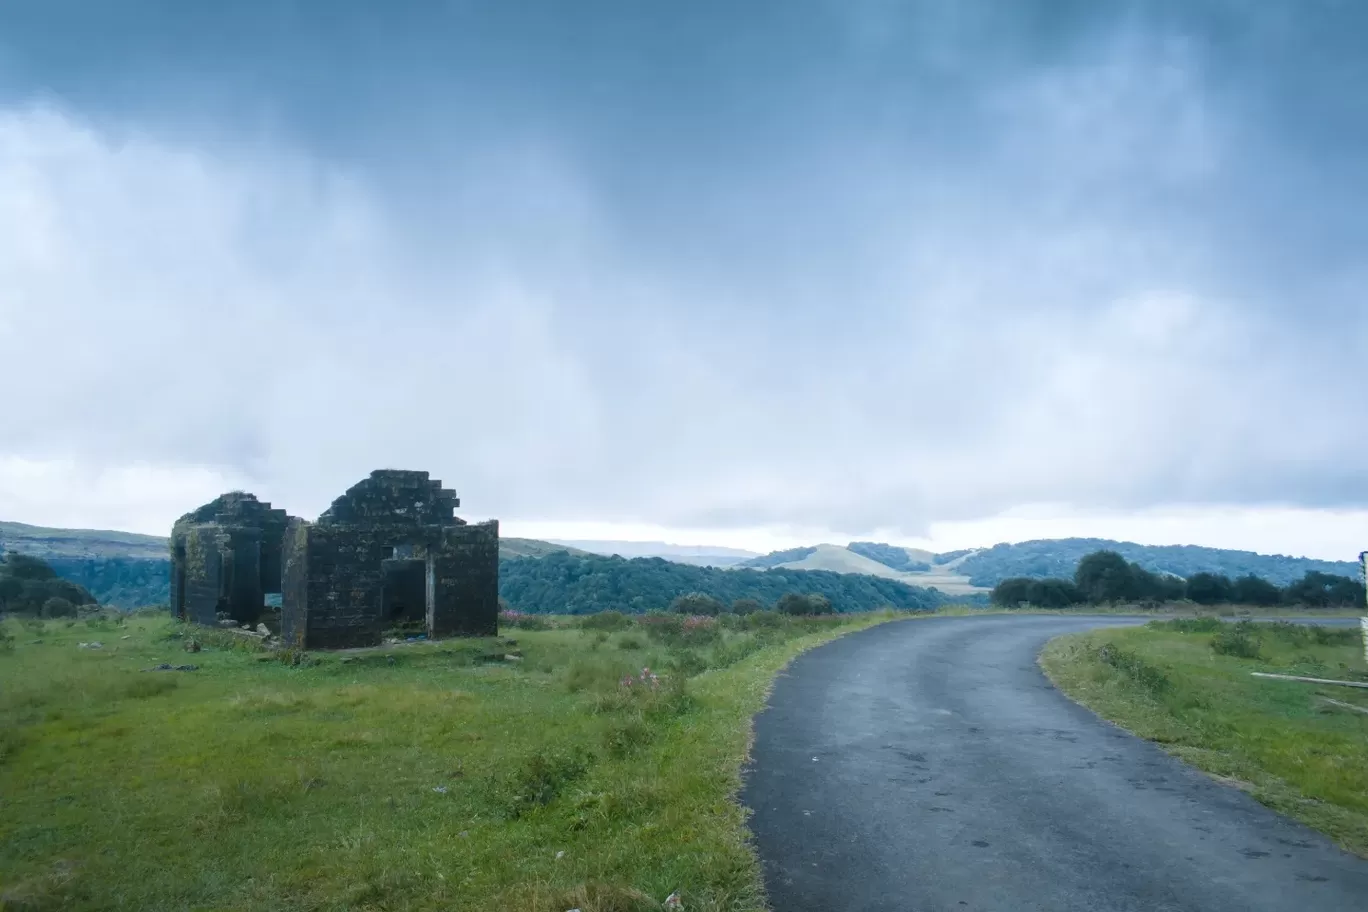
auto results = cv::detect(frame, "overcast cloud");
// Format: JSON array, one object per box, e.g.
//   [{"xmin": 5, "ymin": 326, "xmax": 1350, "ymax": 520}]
[{"xmin": 0, "ymin": 1, "xmax": 1364, "ymax": 558}]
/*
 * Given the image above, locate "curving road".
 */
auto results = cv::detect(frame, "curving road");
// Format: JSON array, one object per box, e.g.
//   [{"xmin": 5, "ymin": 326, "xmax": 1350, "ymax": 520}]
[{"xmin": 741, "ymin": 615, "xmax": 1368, "ymax": 911}]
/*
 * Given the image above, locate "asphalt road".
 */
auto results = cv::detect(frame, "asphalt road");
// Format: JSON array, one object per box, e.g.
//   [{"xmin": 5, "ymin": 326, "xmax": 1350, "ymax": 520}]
[{"xmin": 742, "ymin": 615, "xmax": 1368, "ymax": 912}]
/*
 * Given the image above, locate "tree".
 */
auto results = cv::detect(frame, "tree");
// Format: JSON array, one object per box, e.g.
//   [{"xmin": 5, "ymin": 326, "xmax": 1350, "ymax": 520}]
[
  {"xmin": 3, "ymin": 552, "xmax": 58, "ymax": 581},
  {"xmin": 1028, "ymin": 578, "xmax": 1085, "ymax": 609},
  {"xmin": 1231, "ymin": 574, "xmax": 1281, "ymax": 607},
  {"xmin": 668, "ymin": 592, "xmax": 725, "ymax": 616},
  {"xmin": 1185, "ymin": 572, "xmax": 1234, "ymax": 606},
  {"xmin": 730, "ymin": 597, "xmax": 763, "ymax": 616},
  {"xmin": 1074, "ymin": 551, "xmax": 1136, "ymax": 603},
  {"xmin": 1283, "ymin": 571, "xmax": 1365, "ymax": 608},
  {"xmin": 991, "ymin": 577, "xmax": 1036, "ymax": 607},
  {"xmin": 776, "ymin": 592, "xmax": 834, "ymax": 615}
]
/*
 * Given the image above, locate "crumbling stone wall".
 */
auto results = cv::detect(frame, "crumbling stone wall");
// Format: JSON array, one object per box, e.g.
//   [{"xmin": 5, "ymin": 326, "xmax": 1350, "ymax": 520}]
[
  {"xmin": 170, "ymin": 492, "xmax": 292, "ymax": 625},
  {"xmin": 275, "ymin": 469, "xmax": 500, "ymax": 648}
]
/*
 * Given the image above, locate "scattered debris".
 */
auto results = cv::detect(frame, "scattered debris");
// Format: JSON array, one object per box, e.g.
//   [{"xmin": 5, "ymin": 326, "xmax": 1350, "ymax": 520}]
[
  {"xmin": 432, "ymin": 786, "xmax": 448, "ymax": 794},
  {"xmin": 146, "ymin": 664, "xmax": 198, "ymax": 672},
  {"xmin": 78, "ymin": 642, "xmax": 103, "ymax": 649},
  {"xmin": 555, "ymin": 851, "xmax": 565, "ymax": 860},
  {"xmin": 1320, "ymin": 697, "xmax": 1368, "ymax": 716},
  {"xmin": 458, "ymin": 831, "xmax": 469, "ymax": 838},
  {"xmin": 121, "ymin": 635, "xmax": 132, "ymax": 640},
  {"xmin": 664, "ymin": 891, "xmax": 683, "ymax": 909}
]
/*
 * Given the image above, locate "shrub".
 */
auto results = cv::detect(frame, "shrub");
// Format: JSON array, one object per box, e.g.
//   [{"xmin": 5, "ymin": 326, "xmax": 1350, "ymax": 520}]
[
  {"xmin": 776, "ymin": 592, "xmax": 833, "ymax": 616},
  {"xmin": 579, "ymin": 610, "xmax": 633, "ymax": 631},
  {"xmin": 41, "ymin": 597, "xmax": 76, "ymax": 618},
  {"xmin": 505, "ymin": 747, "xmax": 593, "ymax": 817},
  {"xmin": 744, "ymin": 610, "xmax": 788, "ymax": 631},
  {"xmin": 616, "ymin": 634, "xmax": 644, "ymax": 650},
  {"xmin": 602, "ymin": 717, "xmax": 652, "ymax": 759},
  {"xmin": 730, "ymin": 597, "xmax": 763, "ymax": 616},
  {"xmin": 1097, "ymin": 642, "xmax": 1169, "ymax": 694},
  {"xmin": 1211, "ymin": 623, "xmax": 1262, "ymax": 659},
  {"xmin": 1147, "ymin": 617, "xmax": 1222, "ymax": 633},
  {"xmin": 639, "ymin": 613, "xmax": 721, "ymax": 647},
  {"xmin": 499, "ymin": 609, "xmax": 551, "ymax": 631},
  {"xmin": 668, "ymin": 592, "xmax": 725, "ymax": 616},
  {"xmin": 666, "ymin": 649, "xmax": 710, "ymax": 677}
]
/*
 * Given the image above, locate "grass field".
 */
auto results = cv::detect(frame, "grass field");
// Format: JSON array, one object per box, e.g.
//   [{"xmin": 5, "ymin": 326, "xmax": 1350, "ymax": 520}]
[
  {"xmin": 0, "ymin": 609, "xmax": 897, "ymax": 911},
  {"xmin": 1040, "ymin": 619, "xmax": 1368, "ymax": 857}
]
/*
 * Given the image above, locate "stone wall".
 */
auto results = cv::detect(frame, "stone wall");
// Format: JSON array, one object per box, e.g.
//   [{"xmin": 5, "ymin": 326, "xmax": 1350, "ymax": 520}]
[{"xmin": 432, "ymin": 521, "xmax": 500, "ymax": 637}]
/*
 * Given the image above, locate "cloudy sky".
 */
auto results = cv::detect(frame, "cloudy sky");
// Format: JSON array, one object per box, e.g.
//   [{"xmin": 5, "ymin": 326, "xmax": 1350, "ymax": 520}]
[{"xmin": 0, "ymin": 1, "xmax": 1364, "ymax": 559}]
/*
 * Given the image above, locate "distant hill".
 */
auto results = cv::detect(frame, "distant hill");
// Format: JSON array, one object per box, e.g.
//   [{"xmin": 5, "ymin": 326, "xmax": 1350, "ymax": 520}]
[
  {"xmin": 955, "ymin": 538, "xmax": 1361, "ymax": 588},
  {"xmin": 736, "ymin": 537, "xmax": 1362, "ymax": 595},
  {"xmin": 0, "ymin": 521, "xmax": 595, "ymax": 607},
  {"xmin": 499, "ymin": 551, "xmax": 951, "ymax": 615},
  {"xmin": 550, "ymin": 540, "xmax": 759, "ymax": 567},
  {"xmin": 740, "ymin": 543, "xmax": 986, "ymax": 596},
  {"xmin": 0, "ymin": 520, "xmax": 169, "ymax": 560}
]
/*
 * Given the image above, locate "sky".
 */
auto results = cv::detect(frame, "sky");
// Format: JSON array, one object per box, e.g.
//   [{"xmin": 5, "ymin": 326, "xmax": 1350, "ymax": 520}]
[{"xmin": 0, "ymin": 0, "xmax": 1365, "ymax": 560}]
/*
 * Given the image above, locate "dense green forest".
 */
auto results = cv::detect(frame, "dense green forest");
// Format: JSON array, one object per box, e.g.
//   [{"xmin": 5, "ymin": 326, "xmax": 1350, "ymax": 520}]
[
  {"xmin": 498, "ymin": 552, "xmax": 948, "ymax": 615},
  {"xmin": 45, "ymin": 558, "xmax": 172, "ymax": 608},
  {"xmin": 961, "ymin": 538, "xmax": 1357, "ymax": 588},
  {"xmin": 0, "ymin": 553, "xmax": 100, "ymax": 616},
  {"xmin": 991, "ymin": 550, "xmax": 1365, "ymax": 609}
]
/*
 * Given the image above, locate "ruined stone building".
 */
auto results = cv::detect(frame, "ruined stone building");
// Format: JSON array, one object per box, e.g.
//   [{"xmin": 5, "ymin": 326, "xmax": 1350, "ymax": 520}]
[{"xmin": 170, "ymin": 470, "xmax": 499, "ymax": 648}]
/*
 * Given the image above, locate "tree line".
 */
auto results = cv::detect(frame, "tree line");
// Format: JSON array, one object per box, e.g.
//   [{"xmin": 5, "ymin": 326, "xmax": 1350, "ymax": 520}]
[
  {"xmin": 0, "ymin": 552, "xmax": 100, "ymax": 616},
  {"xmin": 991, "ymin": 549, "xmax": 1366, "ymax": 609},
  {"xmin": 498, "ymin": 551, "xmax": 948, "ymax": 615}
]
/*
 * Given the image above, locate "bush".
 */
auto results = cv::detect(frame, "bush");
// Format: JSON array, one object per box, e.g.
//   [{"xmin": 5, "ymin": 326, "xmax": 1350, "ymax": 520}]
[
  {"xmin": 499, "ymin": 609, "xmax": 551, "ymax": 631},
  {"xmin": 41, "ymin": 597, "xmax": 76, "ymax": 618},
  {"xmin": 1211, "ymin": 623, "xmax": 1262, "ymax": 659},
  {"xmin": 602, "ymin": 717, "xmax": 652, "ymax": 759},
  {"xmin": 579, "ymin": 610, "xmax": 633, "ymax": 631},
  {"xmin": 668, "ymin": 592, "xmax": 725, "ymax": 616},
  {"xmin": 730, "ymin": 597, "xmax": 763, "ymax": 616},
  {"xmin": 744, "ymin": 610, "xmax": 788, "ymax": 631},
  {"xmin": 1097, "ymin": 642, "xmax": 1169, "ymax": 694},
  {"xmin": 616, "ymin": 634, "xmax": 645, "ymax": 650},
  {"xmin": 639, "ymin": 613, "xmax": 722, "ymax": 647},
  {"xmin": 776, "ymin": 592, "xmax": 834, "ymax": 616},
  {"xmin": 1147, "ymin": 617, "xmax": 1223, "ymax": 633},
  {"xmin": 505, "ymin": 747, "xmax": 593, "ymax": 817}
]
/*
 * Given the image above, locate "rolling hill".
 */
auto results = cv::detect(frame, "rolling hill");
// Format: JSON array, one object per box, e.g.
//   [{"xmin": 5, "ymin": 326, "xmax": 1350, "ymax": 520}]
[
  {"xmin": 740, "ymin": 538, "xmax": 1362, "ymax": 591},
  {"xmin": 548, "ymin": 540, "xmax": 758, "ymax": 567}
]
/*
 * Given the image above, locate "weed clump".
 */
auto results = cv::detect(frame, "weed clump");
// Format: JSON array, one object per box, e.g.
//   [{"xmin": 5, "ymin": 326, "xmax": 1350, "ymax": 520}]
[
  {"xmin": 1097, "ymin": 642, "xmax": 1169, "ymax": 694},
  {"xmin": 504, "ymin": 747, "xmax": 593, "ymax": 817},
  {"xmin": 1211, "ymin": 622, "xmax": 1262, "ymax": 659},
  {"xmin": 1147, "ymin": 617, "xmax": 1222, "ymax": 634},
  {"xmin": 499, "ymin": 610, "xmax": 552, "ymax": 631},
  {"xmin": 579, "ymin": 611, "xmax": 633, "ymax": 632}
]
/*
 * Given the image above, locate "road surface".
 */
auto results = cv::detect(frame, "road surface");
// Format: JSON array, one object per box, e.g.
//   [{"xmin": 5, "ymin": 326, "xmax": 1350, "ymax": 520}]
[{"xmin": 742, "ymin": 615, "xmax": 1368, "ymax": 911}]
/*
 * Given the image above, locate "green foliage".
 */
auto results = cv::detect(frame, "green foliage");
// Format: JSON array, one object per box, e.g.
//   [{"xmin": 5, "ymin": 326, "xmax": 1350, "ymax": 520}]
[
  {"xmin": 1211, "ymin": 622, "xmax": 1262, "ymax": 659},
  {"xmin": 775, "ymin": 592, "xmax": 833, "ymax": 616},
  {"xmin": 1232, "ymin": 573, "xmax": 1282, "ymax": 607},
  {"xmin": 499, "ymin": 551, "xmax": 945, "ymax": 615},
  {"xmin": 961, "ymin": 537, "xmax": 1359, "ymax": 588},
  {"xmin": 1074, "ymin": 550, "xmax": 1141, "ymax": 603},
  {"xmin": 1095, "ymin": 642, "xmax": 1170, "ymax": 694},
  {"xmin": 578, "ymin": 610, "xmax": 633, "ymax": 631},
  {"xmin": 1147, "ymin": 617, "xmax": 1223, "ymax": 633},
  {"xmin": 0, "ymin": 552, "xmax": 99, "ymax": 616},
  {"xmin": 990, "ymin": 576, "xmax": 1084, "ymax": 608},
  {"xmin": 737, "ymin": 546, "xmax": 818, "ymax": 569},
  {"xmin": 503, "ymin": 747, "xmax": 594, "ymax": 817},
  {"xmin": 1185, "ymin": 572, "xmax": 1234, "ymax": 606},
  {"xmin": 1283, "ymin": 571, "xmax": 1365, "ymax": 608},
  {"xmin": 729, "ymin": 597, "xmax": 762, "ymax": 616},
  {"xmin": 40, "ymin": 596, "xmax": 77, "ymax": 618},
  {"xmin": 846, "ymin": 542, "xmax": 930, "ymax": 572},
  {"xmin": 667, "ymin": 592, "xmax": 724, "ymax": 616}
]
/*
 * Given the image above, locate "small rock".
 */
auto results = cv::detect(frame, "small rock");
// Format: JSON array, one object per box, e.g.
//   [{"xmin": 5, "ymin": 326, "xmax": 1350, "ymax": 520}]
[
  {"xmin": 121, "ymin": 635, "xmax": 131, "ymax": 640},
  {"xmin": 218, "ymin": 619, "xmax": 240, "ymax": 628},
  {"xmin": 184, "ymin": 639, "xmax": 201, "ymax": 653},
  {"xmin": 664, "ymin": 892, "xmax": 683, "ymax": 909},
  {"xmin": 387, "ymin": 655, "xmax": 397, "ymax": 666},
  {"xmin": 458, "ymin": 831, "xmax": 469, "ymax": 838},
  {"xmin": 555, "ymin": 850, "xmax": 565, "ymax": 859},
  {"xmin": 432, "ymin": 786, "xmax": 448, "ymax": 794},
  {"xmin": 146, "ymin": 663, "xmax": 198, "ymax": 672},
  {"xmin": 78, "ymin": 641, "xmax": 103, "ymax": 649},
  {"xmin": 256, "ymin": 623, "xmax": 270, "ymax": 635},
  {"xmin": 504, "ymin": 653, "xmax": 523, "ymax": 662}
]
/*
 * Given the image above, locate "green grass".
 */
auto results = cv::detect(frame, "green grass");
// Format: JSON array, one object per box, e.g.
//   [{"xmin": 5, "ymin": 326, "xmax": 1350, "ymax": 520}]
[
  {"xmin": 1040, "ymin": 620, "xmax": 1368, "ymax": 857},
  {"xmin": 0, "ymin": 610, "xmax": 898, "ymax": 911}
]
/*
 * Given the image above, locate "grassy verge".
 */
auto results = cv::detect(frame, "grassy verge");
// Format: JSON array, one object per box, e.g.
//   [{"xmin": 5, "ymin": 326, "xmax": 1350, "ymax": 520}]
[
  {"xmin": 0, "ymin": 609, "xmax": 897, "ymax": 911},
  {"xmin": 1040, "ymin": 619, "xmax": 1368, "ymax": 857}
]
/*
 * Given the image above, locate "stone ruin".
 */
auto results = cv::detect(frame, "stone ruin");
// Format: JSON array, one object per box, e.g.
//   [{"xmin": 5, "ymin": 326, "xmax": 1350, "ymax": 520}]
[{"xmin": 170, "ymin": 469, "xmax": 499, "ymax": 648}]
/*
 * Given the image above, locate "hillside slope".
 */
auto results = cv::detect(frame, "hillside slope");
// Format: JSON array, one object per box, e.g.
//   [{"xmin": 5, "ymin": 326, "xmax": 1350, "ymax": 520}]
[
  {"xmin": 743, "ymin": 544, "xmax": 986, "ymax": 596},
  {"xmin": 0, "ymin": 521, "xmax": 169, "ymax": 560}
]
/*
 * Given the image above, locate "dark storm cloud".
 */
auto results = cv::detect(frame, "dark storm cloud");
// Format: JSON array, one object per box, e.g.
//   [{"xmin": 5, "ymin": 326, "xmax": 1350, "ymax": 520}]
[{"xmin": 0, "ymin": 0, "xmax": 1363, "ymax": 533}]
